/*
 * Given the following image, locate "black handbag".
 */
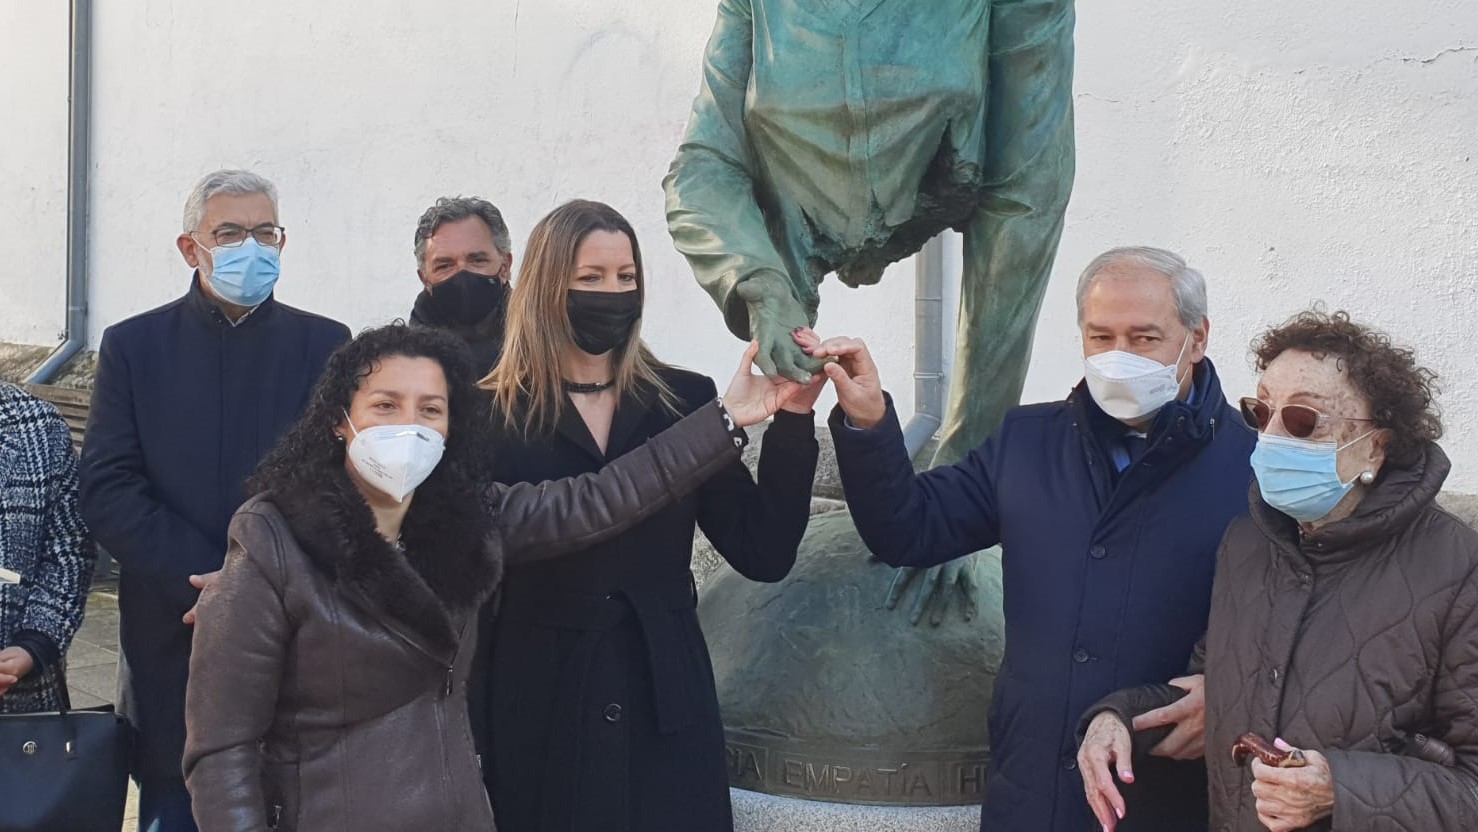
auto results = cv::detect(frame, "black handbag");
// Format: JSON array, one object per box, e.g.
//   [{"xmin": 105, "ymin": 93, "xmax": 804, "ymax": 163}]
[{"xmin": 0, "ymin": 670, "xmax": 132, "ymax": 832}]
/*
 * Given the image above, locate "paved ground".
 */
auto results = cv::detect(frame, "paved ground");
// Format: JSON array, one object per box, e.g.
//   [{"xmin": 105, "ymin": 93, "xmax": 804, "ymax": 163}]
[{"xmin": 66, "ymin": 576, "xmax": 140, "ymax": 828}]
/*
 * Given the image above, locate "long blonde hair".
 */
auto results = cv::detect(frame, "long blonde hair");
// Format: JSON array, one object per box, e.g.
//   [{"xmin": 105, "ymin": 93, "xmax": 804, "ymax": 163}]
[{"xmin": 483, "ymin": 199, "xmax": 677, "ymax": 436}]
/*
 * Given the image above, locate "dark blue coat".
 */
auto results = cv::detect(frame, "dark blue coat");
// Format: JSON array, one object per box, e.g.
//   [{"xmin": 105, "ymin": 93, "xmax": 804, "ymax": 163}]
[
  {"xmin": 78, "ymin": 279, "xmax": 348, "ymax": 778},
  {"xmin": 829, "ymin": 359, "xmax": 1255, "ymax": 832}
]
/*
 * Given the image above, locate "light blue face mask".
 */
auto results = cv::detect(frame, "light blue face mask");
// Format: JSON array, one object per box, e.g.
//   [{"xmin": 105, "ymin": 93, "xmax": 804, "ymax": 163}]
[
  {"xmin": 1250, "ymin": 430, "xmax": 1376, "ymax": 522},
  {"xmin": 206, "ymin": 238, "xmax": 280, "ymax": 307}
]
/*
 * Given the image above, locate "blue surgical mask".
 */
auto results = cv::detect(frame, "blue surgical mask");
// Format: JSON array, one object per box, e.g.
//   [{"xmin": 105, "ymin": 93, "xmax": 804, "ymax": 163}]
[
  {"xmin": 206, "ymin": 238, "xmax": 280, "ymax": 307},
  {"xmin": 1250, "ymin": 430, "xmax": 1376, "ymax": 522}
]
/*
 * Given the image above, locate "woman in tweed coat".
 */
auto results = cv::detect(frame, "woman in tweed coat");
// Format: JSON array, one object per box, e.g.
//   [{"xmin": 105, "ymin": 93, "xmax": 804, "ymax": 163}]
[{"xmin": 0, "ymin": 381, "xmax": 92, "ymax": 713}]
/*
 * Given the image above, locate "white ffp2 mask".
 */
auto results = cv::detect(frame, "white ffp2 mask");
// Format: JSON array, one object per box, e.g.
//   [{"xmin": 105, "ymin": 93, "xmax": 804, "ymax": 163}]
[
  {"xmin": 1083, "ymin": 335, "xmax": 1191, "ymax": 423},
  {"xmin": 343, "ymin": 412, "xmax": 445, "ymax": 502}
]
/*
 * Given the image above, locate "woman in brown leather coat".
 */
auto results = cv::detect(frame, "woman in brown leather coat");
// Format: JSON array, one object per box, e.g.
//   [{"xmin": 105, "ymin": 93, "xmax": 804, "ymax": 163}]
[
  {"xmin": 1077, "ymin": 309, "xmax": 1478, "ymax": 832},
  {"xmin": 181, "ymin": 324, "xmax": 806, "ymax": 831}
]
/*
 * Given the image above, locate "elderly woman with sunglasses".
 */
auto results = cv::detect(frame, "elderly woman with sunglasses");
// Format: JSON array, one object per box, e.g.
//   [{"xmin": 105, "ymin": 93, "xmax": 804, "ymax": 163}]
[{"xmin": 1075, "ymin": 308, "xmax": 1478, "ymax": 832}]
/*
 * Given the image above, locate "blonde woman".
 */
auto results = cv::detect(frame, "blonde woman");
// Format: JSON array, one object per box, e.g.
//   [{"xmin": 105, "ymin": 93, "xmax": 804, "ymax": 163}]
[{"xmin": 473, "ymin": 200, "xmax": 822, "ymax": 831}]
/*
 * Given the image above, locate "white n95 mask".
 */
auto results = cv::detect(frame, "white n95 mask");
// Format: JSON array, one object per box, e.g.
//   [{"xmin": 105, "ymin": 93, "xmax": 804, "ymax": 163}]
[
  {"xmin": 343, "ymin": 411, "xmax": 445, "ymax": 502},
  {"xmin": 1083, "ymin": 334, "xmax": 1190, "ymax": 423}
]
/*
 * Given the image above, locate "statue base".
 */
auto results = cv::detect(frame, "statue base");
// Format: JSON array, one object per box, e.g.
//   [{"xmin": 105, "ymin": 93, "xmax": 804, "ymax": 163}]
[
  {"xmin": 731, "ymin": 788, "xmax": 979, "ymax": 831},
  {"xmin": 698, "ymin": 509, "xmax": 1005, "ymax": 807}
]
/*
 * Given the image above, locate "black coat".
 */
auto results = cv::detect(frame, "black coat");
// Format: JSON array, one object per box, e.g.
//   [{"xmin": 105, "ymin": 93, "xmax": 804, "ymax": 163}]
[
  {"xmin": 830, "ymin": 360, "xmax": 1255, "ymax": 832},
  {"xmin": 78, "ymin": 279, "xmax": 348, "ymax": 778},
  {"xmin": 470, "ymin": 368, "xmax": 818, "ymax": 832},
  {"xmin": 408, "ymin": 292, "xmax": 506, "ymax": 378}
]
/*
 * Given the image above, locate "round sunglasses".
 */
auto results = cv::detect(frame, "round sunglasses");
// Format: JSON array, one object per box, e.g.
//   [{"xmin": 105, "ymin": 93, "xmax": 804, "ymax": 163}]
[{"xmin": 1239, "ymin": 397, "xmax": 1375, "ymax": 438}]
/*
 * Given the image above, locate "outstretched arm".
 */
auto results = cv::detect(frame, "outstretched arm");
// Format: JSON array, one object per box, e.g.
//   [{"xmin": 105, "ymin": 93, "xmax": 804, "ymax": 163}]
[
  {"xmin": 494, "ymin": 343, "xmax": 810, "ymax": 561},
  {"xmin": 663, "ymin": 0, "xmax": 819, "ymax": 381},
  {"xmin": 492, "ymin": 399, "xmax": 744, "ymax": 562},
  {"xmin": 694, "ymin": 374, "xmax": 821, "ymax": 583},
  {"xmin": 809, "ymin": 336, "xmax": 1002, "ymax": 568}
]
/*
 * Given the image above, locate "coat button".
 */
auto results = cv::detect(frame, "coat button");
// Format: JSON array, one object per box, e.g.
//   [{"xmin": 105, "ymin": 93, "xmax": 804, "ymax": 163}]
[
  {"xmin": 1061, "ymin": 754, "xmax": 1077, "ymax": 771},
  {"xmin": 1269, "ymin": 667, "xmax": 1282, "ymax": 685},
  {"xmin": 1089, "ymin": 544, "xmax": 1107, "ymax": 559},
  {"xmin": 1073, "ymin": 648, "xmax": 1091, "ymax": 663},
  {"xmin": 603, "ymin": 703, "xmax": 623, "ymax": 723}
]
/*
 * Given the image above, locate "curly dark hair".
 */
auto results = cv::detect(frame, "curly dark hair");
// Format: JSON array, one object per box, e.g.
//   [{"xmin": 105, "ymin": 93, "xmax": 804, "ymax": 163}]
[
  {"xmin": 248, "ymin": 323, "xmax": 489, "ymax": 497},
  {"xmin": 1251, "ymin": 308, "xmax": 1441, "ymax": 467}
]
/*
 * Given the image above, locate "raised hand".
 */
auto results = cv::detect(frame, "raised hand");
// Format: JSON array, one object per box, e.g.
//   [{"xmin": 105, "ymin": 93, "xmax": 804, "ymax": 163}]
[
  {"xmin": 722, "ymin": 341, "xmax": 819, "ymax": 427},
  {"xmin": 797, "ymin": 331, "xmax": 886, "ymax": 428},
  {"xmin": 737, "ymin": 272, "xmax": 824, "ymax": 383}
]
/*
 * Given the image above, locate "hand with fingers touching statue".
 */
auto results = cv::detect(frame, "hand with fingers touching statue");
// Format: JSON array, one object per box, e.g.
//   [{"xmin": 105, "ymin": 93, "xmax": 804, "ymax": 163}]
[{"xmin": 796, "ymin": 328, "xmax": 982, "ymax": 626}]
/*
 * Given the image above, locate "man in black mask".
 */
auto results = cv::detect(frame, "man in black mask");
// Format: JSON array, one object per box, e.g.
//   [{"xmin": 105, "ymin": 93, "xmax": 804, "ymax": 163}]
[{"xmin": 409, "ymin": 196, "xmax": 514, "ymax": 375}]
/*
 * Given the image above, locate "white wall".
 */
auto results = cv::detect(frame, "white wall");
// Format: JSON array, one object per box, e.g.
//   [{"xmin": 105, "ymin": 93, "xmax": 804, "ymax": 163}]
[
  {"xmin": 0, "ymin": 3, "xmax": 69, "ymax": 346},
  {"xmin": 1036, "ymin": 0, "xmax": 1478, "ymax": 489},
  {"xmin": 2, "ymin": 0, "xmax": 1475, "ymax": 486}
]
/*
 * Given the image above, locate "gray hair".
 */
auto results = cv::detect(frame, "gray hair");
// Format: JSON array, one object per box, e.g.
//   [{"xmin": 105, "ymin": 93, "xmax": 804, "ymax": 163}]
[
  {"xmin": 182, "ymin": 169, "xmax": 280, "ymax": 233},
  {"xmin": 413, "ymin": 196, "xmax": 512, "ymax": 268},
  {"xmin": 1075, "ymin": 246, "xmax": 1208, "ymax": 330}
]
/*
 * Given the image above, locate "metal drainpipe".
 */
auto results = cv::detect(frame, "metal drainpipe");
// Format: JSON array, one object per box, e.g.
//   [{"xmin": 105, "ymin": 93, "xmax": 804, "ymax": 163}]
[
  {"xmin": 27, "ymin": 0, "xmax": 91, "ymax": 385},
  {"xmin": 901, "ymin": 235, "xmax": 945, "ymax": 458}
]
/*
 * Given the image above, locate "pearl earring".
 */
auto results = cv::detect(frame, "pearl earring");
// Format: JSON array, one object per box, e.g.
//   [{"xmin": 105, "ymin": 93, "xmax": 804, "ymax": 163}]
[{"xmin": 1359, "ymin": 470, "xmax": 1375, "ymax": 485}]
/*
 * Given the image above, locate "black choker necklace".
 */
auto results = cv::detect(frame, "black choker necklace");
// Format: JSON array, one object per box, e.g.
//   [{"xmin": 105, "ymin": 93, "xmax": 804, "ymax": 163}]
[{"xmin": 564, "ymin": 379, "xmax": 615, "ymax": 394}]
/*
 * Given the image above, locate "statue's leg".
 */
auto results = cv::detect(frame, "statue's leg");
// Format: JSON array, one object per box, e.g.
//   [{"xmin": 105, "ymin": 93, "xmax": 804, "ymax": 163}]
[{"xmin": 933, "ymin": 0, "xmax": 1077, "ymax": 467}]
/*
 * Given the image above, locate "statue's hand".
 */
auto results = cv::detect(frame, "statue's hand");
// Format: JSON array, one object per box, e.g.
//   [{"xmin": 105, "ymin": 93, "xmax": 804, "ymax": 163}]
[
  {"xmin": 736, "ymin": 272, "xmax": 824, "ymax": 383},
  {"xmin": 882, "ymin": 553, "xmax": 981, "ymax": 626}
]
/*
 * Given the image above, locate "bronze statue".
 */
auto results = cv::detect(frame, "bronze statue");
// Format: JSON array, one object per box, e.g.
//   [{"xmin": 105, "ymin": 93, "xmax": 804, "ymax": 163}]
[
  {"xmin": 666, "ymin": 0, "xmax": 1077, "ymax": 808},
  {"xmin": 664, "ymin": 0, "xmax": 1075, "ymax": 467}
]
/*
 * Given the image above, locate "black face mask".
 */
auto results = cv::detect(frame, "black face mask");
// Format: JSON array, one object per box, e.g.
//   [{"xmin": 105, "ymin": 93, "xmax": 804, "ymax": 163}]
[
  {"xmin": 566, "ymin": 289, "xmax": 642, "ymax": 355},
  {"xmin": 418, "ymin": 269, "xmax": 509, "ymax": 328}
]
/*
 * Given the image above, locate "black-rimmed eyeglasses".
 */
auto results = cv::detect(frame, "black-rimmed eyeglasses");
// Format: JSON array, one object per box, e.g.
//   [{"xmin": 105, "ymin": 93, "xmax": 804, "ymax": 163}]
[{"xmin": 195, "ymin": 224, "xmax": 285, "ymax": 248}]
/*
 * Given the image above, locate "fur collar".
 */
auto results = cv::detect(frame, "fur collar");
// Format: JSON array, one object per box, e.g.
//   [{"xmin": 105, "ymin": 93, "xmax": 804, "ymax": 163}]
[{"xmin": 267, "ymin": 463, "xmax": 502, "ymax": 658}]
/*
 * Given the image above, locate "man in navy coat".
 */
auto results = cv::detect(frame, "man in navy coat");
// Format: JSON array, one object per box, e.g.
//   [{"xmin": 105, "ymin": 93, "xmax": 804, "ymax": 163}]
[
  {"xmin": 808, "ymin": 247, "xmax": 1255, "ymax": 831},
  {"xmin": 79, "ymin": 170, "xmax": 349, "ymax": 831}
]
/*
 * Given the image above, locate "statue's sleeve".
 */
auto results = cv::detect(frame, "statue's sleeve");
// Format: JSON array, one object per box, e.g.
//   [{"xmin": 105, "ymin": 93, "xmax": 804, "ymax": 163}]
[
  {"xmin": 981, "ymin": 0, "xmax": 1075, "ymax": 185},
  {"xmin": 663, "ymin": 0, "xmax": 793, "ymax": 341}
]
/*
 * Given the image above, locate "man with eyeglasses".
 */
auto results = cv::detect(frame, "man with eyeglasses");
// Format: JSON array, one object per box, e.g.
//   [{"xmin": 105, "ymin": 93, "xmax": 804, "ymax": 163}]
[
  {"xmin": 79, "ymin": 169, "xmax": 349, "ymax": 831},
  {"xmin": 408, "ymin": 196, "xmax": 514, "ymax": 376},
  {"xmin": 805, "ymin": 246, "xmax": 1257, "ymax": 831}
]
